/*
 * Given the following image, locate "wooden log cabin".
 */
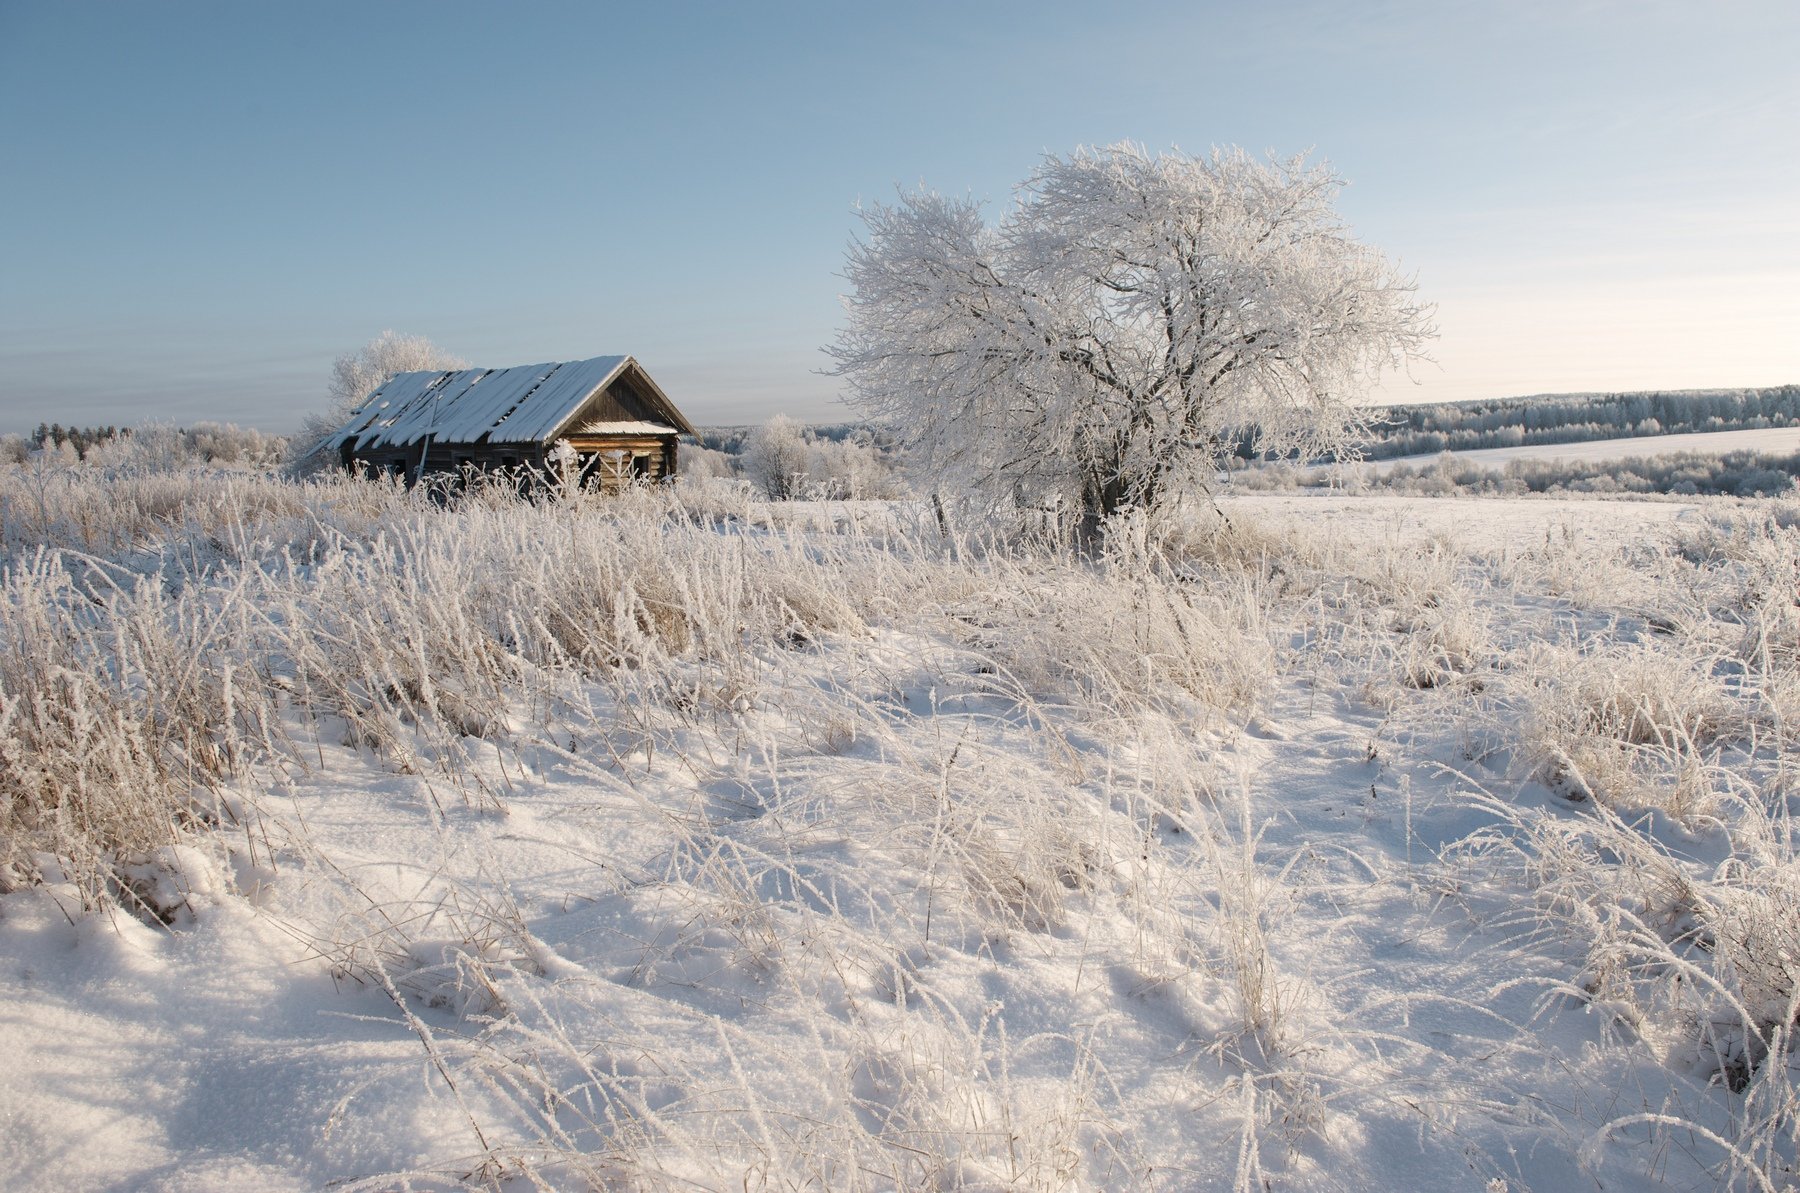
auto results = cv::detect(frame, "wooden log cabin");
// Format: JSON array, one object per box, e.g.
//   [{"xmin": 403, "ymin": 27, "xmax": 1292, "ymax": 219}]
[{"xmin": 324, "ymin": 355, "xmax": 697, "ymax": 490}]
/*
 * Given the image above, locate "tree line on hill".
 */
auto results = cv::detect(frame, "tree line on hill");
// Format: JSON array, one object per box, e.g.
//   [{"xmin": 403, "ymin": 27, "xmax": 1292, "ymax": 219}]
[
  {"xmin": 1232, "ymin": 447, "xmax": 1800, "ymax": 499},
  {"xmin": 1431, "ymin": 448, "xmax": 1800, "ymax": 498},
  {"xmin": 1340, "ymin": 385, "xmax": 1800, "ymax": 461}
]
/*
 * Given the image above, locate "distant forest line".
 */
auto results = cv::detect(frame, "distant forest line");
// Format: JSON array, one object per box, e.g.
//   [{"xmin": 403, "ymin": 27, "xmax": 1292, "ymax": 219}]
[
  {"xmin": 1342, "ymin": 384, "xmax": 1800, "ymax": 461},
  {"xmin": 1231, "ymin": 447, "xmax": 1800, "ymax": 500},
  {"xmin": 696, "ymin": 385, "xmax": 1800, "ymax": 463}
]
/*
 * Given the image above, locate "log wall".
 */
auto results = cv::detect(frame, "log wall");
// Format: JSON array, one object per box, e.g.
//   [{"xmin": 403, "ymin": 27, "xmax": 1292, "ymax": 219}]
[{"xmin": 346, "ymin": 434, "xmax": 680, "ymax": 492}]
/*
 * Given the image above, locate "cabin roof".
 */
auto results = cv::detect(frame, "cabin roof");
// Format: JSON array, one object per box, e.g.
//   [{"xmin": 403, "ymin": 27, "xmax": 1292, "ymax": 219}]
[{"xmin": 325, "ymin": 355, "xmax": 696, "ymax": 451}]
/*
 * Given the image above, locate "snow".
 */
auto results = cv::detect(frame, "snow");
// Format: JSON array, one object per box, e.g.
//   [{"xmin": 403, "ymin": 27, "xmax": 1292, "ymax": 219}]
[
  {"xmin": 326, "ymin": 355, "xmax": 629, "ymax": 451},
  {"xmin": 4, "ymin": 484, "xmax": 1799, "ymax": 1189},
  {"xmin": 1219, "ymin": 489, "xmax": 1704, "ymax": 551},
  {"xmin": 567, "ymin": 419, "xmax": 677, "ymax": 436},
  {"xmin": 1367, "ymin": 425, "xmax": 1800, "ymax": 473}
]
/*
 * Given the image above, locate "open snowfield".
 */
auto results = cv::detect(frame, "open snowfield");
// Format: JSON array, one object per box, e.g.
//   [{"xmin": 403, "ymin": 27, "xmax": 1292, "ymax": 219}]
[
  {"xmin": 1367, "ymin": 426, "xmax": 1800, "ymax": 474},
  {"xmin": 5, "ymin": 472, "xmax": 1800, "ymax": 1191},
  {"xmin": 1221, "ymin": 490, "xmax": 1707, "ymax": 553}
]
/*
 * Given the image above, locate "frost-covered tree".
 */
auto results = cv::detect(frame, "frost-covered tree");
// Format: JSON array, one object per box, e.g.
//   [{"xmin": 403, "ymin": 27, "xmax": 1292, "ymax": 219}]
[
  {"xmin": 742, "ymin": 414, "xmax": 813, "ymax": 500},
  {"xmin": 288, "ymin": 331, "xmax": 464, "ymax": 474},
  {"xmin": 678, "ymin": 443, "xmax": 741, "ymax": 483},
  {"xmin": 828, "ymin": 144, "xmax": 1435, "ymax": 522},
  {"xmin": 806, "ymin": 432, "xmax": 905, "ymax": 499}
]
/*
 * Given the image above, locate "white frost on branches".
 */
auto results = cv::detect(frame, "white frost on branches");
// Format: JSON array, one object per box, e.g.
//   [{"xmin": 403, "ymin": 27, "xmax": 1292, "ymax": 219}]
[
  {"xmin": 289, "ymin": 331, "xmax": 466, "ymax": 474},
  {"xmin": 828, "ymin": 143, "xmax": 1435, "ymax": 518},
  {"xmin": 739, "ymin": 416, "xmax": 904, "ymax": 500},
  {"xmin": 326, "ymin": 331, "xmax": 467, "ymax": 422},
  {"xmin": 742, "ymin": 415, "xmax": 813, "ymax": 500}
]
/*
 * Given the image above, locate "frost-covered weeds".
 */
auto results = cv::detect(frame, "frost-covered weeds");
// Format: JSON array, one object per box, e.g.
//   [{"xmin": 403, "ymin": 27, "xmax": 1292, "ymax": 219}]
[
  {"xmin": 1438, "ymin": 499, "xmax": 1800, "ymax": 1191},
  {"xmin": 10, "ymin": 467, "xmax": 1800, "ymax": 1187},
  {"xmin": 0, "ymin": 478, "xmax": 928, "ymax": 896}
]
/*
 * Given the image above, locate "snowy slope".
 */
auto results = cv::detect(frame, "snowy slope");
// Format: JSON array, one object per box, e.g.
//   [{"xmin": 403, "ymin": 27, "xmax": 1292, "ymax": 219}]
[
  {"xmin": 3, "ymin": 483, "xmax": 1797, "ymax": 1190},
  {"xmin": 1367, "ymin": 425, "xmax": 1800, "ymax": 473}
]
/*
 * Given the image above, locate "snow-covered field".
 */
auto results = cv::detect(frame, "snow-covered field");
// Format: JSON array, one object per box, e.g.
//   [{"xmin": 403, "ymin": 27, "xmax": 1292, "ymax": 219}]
[
  {"xmin": 1223, "ymin": 489, "xmax": 1707, "ymax": 551},
  {"xmin": 1369, "ymin": 425, "xmax": 1800, "ymax": 474},
  {"xmin": 5, "ymin": 473, "xmax": 1800, "ymax": 1191}
]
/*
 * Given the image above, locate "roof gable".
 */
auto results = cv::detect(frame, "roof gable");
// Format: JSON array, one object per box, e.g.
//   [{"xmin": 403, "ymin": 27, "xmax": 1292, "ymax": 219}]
[
  {"xmin": 326, "ymin": 354, "xmax": 693, "ymax": 452},
  {"xmin": 554, "ymin": 359, "xmax": 698, "ymax": 439}
]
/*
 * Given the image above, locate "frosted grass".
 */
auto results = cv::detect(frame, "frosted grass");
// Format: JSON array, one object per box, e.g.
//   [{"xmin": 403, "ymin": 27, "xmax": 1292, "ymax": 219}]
[{"xmin": 5, "ymin": 468, "xmax": 1800, "ymax": 1189}]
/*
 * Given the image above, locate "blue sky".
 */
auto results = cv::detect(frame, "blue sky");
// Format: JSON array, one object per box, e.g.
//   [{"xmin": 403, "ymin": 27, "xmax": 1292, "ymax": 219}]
[{"xmin": 1, "ymin": 0, "xmax": 1794, "ymax": 432}]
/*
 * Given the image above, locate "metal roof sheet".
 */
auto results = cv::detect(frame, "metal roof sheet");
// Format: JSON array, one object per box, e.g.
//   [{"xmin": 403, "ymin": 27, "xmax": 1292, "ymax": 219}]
[{"xmin": 325, "ymin": 355, "xmax": 642, "ymax": 451}]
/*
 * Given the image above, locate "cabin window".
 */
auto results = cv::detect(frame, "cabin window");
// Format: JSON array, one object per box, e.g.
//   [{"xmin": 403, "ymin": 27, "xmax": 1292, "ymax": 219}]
[
  {"xmin": 389, "ymin": 458, "xmax": 407, "ymax": 478},
  {"xmin": 632, "ymin": 454, "xmax": 652, "ymax": 480}
]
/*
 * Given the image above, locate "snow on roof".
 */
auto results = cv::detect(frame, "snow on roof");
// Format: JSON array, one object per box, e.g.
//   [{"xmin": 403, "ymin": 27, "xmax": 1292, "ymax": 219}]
[
  {"xmin": 568, "ymin": 420, "xmax": 677, "ymax": 436},
  {"xmin": 326, "ymin": 355, "xmax": 643, "ymax": 451}
]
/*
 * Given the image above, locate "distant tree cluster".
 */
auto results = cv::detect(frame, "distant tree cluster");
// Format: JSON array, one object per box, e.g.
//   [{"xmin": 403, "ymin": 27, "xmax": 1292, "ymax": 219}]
[
  {"xmin": 690, "ymin": 427, "xmax": 751, "ymax": 455},
  {"xmin": 734, "ymin": 416, "xmax": 907, "ymax": 500},
  {"xmin": 3, "ymin": 423, "xmax": 286, "ymax": 470},
  {"xmin": 1343, "ymin": 385, "xmax": 1800, "ymax": 461},
  {"xmin": 681, "ymin": 419, "xmax": 910, "ymax": 500},
  {"xmin": 29, "ymin": 423, "xmax": 128, "ymax": 460},
  {"xmin": 692, "ymin": 422, "xmax": 898, "ymax": 455}
]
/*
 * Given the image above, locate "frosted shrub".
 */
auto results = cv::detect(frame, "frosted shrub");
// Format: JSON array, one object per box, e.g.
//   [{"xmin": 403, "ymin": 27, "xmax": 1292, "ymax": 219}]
[
  {"xmin": 1571, "ymin": 646, "xmax": 1736, "ymax": 746},
  {"xmin": 947, "ymin": 560, "xmax": 1274, "ymax": 717},
  {"xmin": 1145, "ymin": 505, "xmax": 1328, "ymax": 584},
  {"xmin": 1457, "ymin": 778, "xmax": 1800, "ymax": 1190},
  {"xmin": 741, "ymin": 414, "xmax": 812, "ymax": 500},
  {"xmin": 1711, "ymin": 515, "xmax": 1800, "ymax": 737},
  {"xmin": 897, "ymin": 746, "xmax": 1108, "ymax": 938},
  {"xmin": 1708, "ymin": 878, "xmax": 1800, "ymax": 1042},
  {"xmin": 1496, "ymin": 517, "xmax": 1671, "ymax": 610},
  {"xmin": 0, "ymin": 554, "xmax": 283, "ymax": 903},
  {"xmin": 1391, "ymin": 588, "xmax": 1493, "ymax": 690},
  {"xmin": 1502, "ymin": 640, "xmax": 1739, "ymax": 817},
  {"xmin": 292, "ymin": 529, "xmax": 519, "ymax": 755},
  {"xmin": 0, "ymin": 474, "xmax": 971, "ymax": 898},
  {"xmin": 0, "ymin": 462, "xmax": 418, "ymax": 561}
]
